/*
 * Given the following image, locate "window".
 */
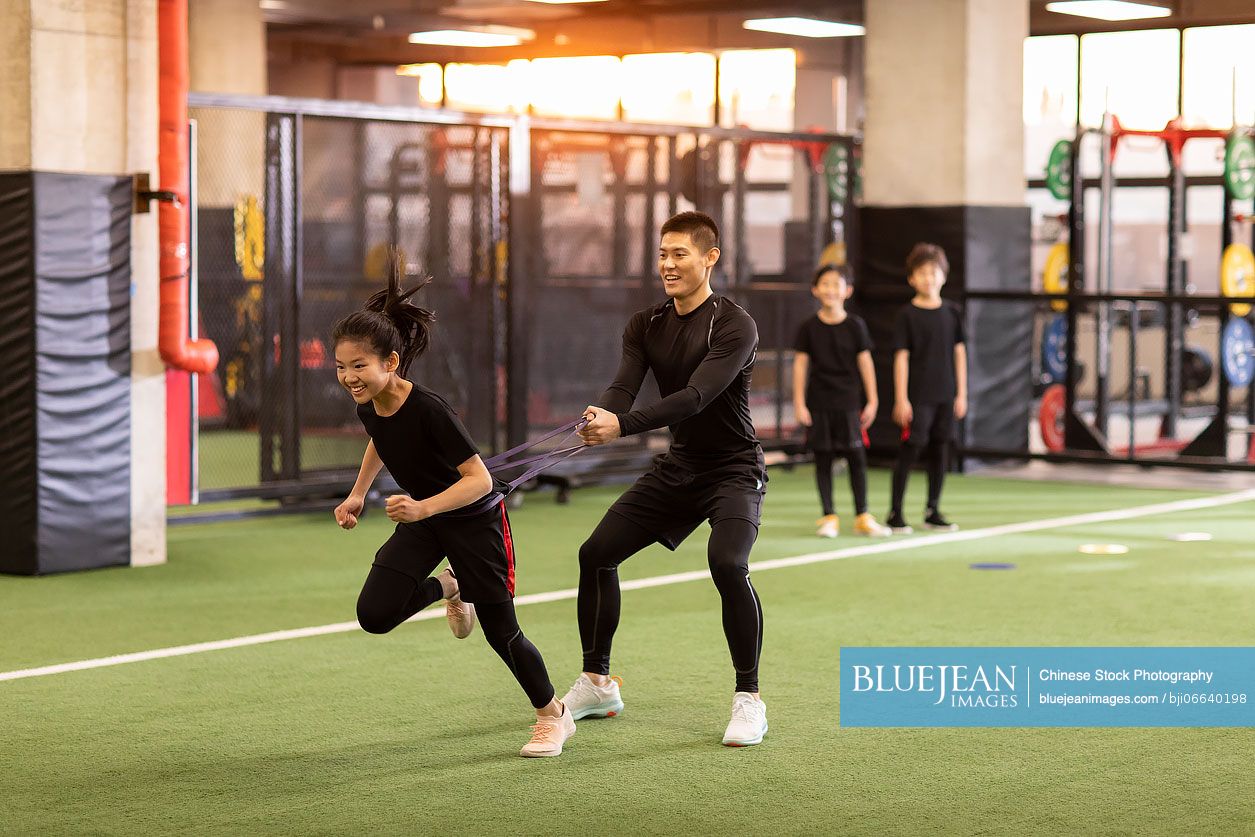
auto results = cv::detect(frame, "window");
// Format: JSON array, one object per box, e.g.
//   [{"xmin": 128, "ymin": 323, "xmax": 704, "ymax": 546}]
[
  {"xmin": 527, "ymin": 56, "xmax": 623, "ymax": 120},
  {"xmin": 1182, "ymin": 24, "xmax": 1255, "ymax": 130},
  {"xmin": 620, "ymin": 53, "xmax": 716, "ymax": 126},
  {"xmin": 1024, "ymin": 35, "xmax": 1079, "ymax": 180},
  {"xmin": 443, "ymin": 62, "xmax": 528, "ymax": 113},
  {"xmin": 717, "ymin": 48, "xmax": 796, "ymax": 131},
  {"xmin": 1079, "ymin": 29, "xmax": 1180, "ymax": 130}
]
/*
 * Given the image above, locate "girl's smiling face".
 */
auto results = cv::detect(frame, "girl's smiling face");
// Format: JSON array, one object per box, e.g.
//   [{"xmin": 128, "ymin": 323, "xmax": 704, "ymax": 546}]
[{"xmin": 334, "ymin": 339, "xmax": 398, "ymax": 404}]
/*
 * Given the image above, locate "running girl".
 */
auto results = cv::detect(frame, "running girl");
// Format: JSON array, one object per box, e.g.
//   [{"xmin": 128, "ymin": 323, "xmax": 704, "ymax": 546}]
[{"xmin": 332, "ymin": 259, "xmax": 575, "ymax": 757}]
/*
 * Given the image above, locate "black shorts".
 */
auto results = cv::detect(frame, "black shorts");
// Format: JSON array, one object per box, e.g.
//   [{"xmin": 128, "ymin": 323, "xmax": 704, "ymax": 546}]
[
  {"xmin": 807, "ymin": 408, "xmax": 865, "ymax": 453},
  {"xmin": 607, "ymin": 449, "xmax": 768, "ymax": 551},
  {"xmin": 903, "ymin": 401, "xmax": 955, "ymax": 449},
  {"xmin": 372, "ymin": 500, "xmax": 516, "ymax": 605}
]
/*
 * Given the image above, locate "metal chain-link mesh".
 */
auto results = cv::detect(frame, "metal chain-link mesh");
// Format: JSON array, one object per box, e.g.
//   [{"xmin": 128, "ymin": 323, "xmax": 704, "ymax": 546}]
[
  {"xmin": 189, "ymin": 101, "xmax": 848, "ymax": 497},
  {"xmin": 191, "ymin": 106, "xmax": 507, "ymax": 495}
]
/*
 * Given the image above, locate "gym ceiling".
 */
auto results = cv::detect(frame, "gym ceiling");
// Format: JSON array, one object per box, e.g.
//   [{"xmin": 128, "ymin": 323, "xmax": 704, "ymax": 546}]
[{"xmin": 262, "ymin": 0, "xmax": 1255, "ymax": 69}]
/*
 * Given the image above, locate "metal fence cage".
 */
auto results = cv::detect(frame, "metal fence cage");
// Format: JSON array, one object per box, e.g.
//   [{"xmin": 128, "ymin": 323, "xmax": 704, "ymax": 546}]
[{"xmin": 186, "ymin": 93, "xmax": 858, "ymax": 500}]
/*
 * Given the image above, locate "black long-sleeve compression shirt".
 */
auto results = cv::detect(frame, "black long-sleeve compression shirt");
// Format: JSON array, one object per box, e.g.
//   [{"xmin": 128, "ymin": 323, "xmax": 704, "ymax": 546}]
[{"xmin": 597, "ymin": 294, "xmax": 760, "ymax": 463}]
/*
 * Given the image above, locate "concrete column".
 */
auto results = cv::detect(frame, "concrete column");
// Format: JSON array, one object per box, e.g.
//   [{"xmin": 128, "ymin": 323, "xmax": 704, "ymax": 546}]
[
  {"xmin": 864, "ymin": 0, "xmax": 1026, "ymax": 206},
  {"xmin": 0, "ymin": 0, "xmax": 166, "ymax": 567},
  {"xmin": 127, "ymin": 0, "xmax": 165, "ymax": 567},
  {"xmin": 189, "ymin": 0, "xmax": 266, "ymax": 207},
  {"xmin": 858, "ymin": 0, "xmax": 1033, "ymax": 456}
]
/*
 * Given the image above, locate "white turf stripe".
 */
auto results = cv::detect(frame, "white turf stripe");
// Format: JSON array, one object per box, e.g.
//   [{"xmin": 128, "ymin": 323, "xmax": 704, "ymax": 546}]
[{"xmin": 3, "ymin": 488, "xmax": 1253, "ymax": 684}]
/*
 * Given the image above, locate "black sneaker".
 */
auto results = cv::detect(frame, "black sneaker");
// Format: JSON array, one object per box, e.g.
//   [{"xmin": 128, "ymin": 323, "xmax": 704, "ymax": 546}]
[
  {"xmin": 886, "ymin": 511, "xmax": 913, "ymax": 534},
  {"xmin": 923, "ymin": 508, "xmax": 958, "ymax": 531}
]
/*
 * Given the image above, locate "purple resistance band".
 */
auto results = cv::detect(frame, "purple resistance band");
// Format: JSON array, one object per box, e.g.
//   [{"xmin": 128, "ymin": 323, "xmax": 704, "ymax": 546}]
[
  {"xmin": 483, "ymin": 418, "xmax": 586, "ymax": 469},
  {"xmin": 486, "ymin": 418, "xmax": 590, "ymax": 491}
]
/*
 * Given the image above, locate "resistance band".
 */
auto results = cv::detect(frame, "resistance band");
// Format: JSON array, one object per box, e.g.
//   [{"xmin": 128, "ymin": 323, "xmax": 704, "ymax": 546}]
[{"xmin": 487, "ymin": 418, "xmax": 590, "ymax": 492}]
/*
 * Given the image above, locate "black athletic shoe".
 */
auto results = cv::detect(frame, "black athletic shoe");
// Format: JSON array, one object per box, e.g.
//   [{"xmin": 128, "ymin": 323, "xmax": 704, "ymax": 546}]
[
  {"xmin": 886, "ymin": 511, "xmax": 913, "ymax": 534},
  {"xmin": 922, "ymin": 508, "xmax": 958, "ymax": 531}
]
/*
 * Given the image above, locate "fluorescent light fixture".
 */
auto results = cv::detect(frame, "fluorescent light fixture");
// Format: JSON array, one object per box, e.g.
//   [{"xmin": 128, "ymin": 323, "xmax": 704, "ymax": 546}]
[
  {"xmin": 1044, "ymin": 1, "xmax": 1171, "ymax": 21},
  {"xmin": 408, "ymin": 26, "xmax": 534, "ymax": 48},
  {"xmin": 742, "ymin": 17, "xmax": 865, "ymax": 38}
]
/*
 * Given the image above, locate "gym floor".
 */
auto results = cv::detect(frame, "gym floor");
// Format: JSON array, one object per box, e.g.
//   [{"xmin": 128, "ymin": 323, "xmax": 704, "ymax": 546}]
[{"xmin": 3, "ymin": 467, "xmax": 1252, "ymax": 835}]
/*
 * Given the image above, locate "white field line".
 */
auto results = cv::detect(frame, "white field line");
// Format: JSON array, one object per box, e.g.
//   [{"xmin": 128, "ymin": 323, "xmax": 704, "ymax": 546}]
[{"xmin": 3, "ymin": 488, "xmax": 1253, "ymax": 684}]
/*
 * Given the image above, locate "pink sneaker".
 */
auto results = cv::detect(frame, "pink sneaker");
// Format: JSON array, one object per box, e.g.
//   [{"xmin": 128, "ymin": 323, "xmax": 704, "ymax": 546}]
[
  {"xmin": 519, "ymin": 704, "xmax": 576, "ymax": 757},
  {"xmin": 438, "ymin": 568, "xmax": 476, "ymax": 639}
]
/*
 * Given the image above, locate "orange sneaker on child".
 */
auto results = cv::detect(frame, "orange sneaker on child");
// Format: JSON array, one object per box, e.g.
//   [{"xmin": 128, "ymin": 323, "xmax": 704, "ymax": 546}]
[{"xmin": 853, "ymin": 512, "xmax": 892, "ymax": 538}]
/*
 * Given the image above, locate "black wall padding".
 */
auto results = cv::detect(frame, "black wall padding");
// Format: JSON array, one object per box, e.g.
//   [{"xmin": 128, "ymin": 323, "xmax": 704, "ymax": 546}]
[
  {"xmin": 0, "ymin": 172, "xmax": 132, "ymax": 575},
  {"xmin": 854, "ymin": 205, "xmax": 1032, "ymax": 459},
  {"xmin": 0, "ymin": 174, "xmax": 38, "ymax": 574}
]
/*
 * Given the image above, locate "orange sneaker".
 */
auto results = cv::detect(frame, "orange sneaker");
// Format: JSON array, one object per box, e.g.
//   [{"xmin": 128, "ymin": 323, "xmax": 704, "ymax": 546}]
[
  {"xmin": 816, "ymin": 515, "xmax": 839, "ymax": 538},
  {"xmin": 853, "ymin": 512, "xmax": 892, "ymax": 538}
]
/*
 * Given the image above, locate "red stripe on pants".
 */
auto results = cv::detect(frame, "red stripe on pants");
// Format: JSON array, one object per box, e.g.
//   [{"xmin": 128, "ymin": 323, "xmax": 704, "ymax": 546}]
[{"xmin": 500, "ymin": 502, "xmax": 516, "ymax": 596}]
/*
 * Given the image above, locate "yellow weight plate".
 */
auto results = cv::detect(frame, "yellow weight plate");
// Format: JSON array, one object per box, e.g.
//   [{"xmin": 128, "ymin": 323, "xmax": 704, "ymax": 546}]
[
  {"xmin": 1042, "ymin": 242, "xmax": 1069, "ymax": 313},
  {"xmin": 1221, "ymin": 243, "xmax": 1254, "ymax": 317}
]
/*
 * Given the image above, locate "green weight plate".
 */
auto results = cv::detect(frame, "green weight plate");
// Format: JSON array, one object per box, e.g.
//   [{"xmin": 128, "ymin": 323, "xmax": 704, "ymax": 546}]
[
  {"xmin": 824, "ymin": 143, "xmax": 849, "ymax": 204},
  {"xmin": 1224, "ymin": 134, "xmax": 1255, "ymax": 201},
  {"xmin": 1045, "ymin": 139, "xmax": 1072, "ymax": 201}
]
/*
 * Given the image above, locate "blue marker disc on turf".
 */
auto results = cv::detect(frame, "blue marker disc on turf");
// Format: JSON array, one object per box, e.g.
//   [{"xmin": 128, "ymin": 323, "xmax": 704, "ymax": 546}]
[
  {"xmin": 1042, "ymin": 315, "xmax": 1068, "ymax": 383},
  {"xmin": 970, "ymin": 562, "xmax": 1016, "ymax": 570}
]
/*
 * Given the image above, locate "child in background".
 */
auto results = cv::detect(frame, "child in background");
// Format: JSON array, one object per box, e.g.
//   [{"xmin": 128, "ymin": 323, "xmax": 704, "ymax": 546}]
[
  {"xmin": 793, "ymin": 264, "xmax": 891, "ymax": 538},
  {"xmin": 887, "ymin": 243, "xmax": 968, "ymax": 533}
]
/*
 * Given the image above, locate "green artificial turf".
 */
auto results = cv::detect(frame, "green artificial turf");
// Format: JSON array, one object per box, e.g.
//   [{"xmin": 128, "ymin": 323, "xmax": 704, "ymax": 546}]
[
  {"xmin": 197, "ymin": 429, "xmax": 366, "ymax": 492},
  {"xmin": 1, "ymin": 468, "xmax": 1252, "ymax": 835}
]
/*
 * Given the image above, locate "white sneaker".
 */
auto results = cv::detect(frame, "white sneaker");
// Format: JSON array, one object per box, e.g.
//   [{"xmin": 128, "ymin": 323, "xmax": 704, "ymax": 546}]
[
  {"xmin": 438, "ymin": 568, "xmax": 476, "ymax": 639},
  {"xmin": 519, "ymin": 704, "xmax": 576, "ymax": 758},
  {"xmin": 815, "ymin": 515, "xmax": 839, "ymax": 538},
  {"xmin": 560, "ymin": 673, "xmax": 624, "ymax": 720},
  {"xmin": 722, "ymin": 692, "xmax": 768, "ymax": 747}
]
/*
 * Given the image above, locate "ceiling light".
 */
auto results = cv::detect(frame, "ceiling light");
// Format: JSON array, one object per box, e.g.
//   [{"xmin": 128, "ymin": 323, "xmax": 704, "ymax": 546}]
[
  {"xmin": 1044, "ymin": 1, "xmax": 1172, "ymax": 21},
  {"xmin": 408, "ymin": 26, "xmax": 534, "ymax": 48},
  {"xmin": 742, "ymin": 17, "xmax": 865, "ymax": 38}
]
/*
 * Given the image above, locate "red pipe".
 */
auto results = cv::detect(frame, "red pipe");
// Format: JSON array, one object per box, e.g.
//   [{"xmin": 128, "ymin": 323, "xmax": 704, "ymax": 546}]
[{"xmin": 158, "ymin": 0, "xmax": 218, "ymax": 374}]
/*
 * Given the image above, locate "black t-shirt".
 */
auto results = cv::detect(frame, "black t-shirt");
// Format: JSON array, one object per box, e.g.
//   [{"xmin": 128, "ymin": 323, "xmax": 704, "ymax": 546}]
[
  {"xmin": 597, "ymin": 294, "xmax": 760, "ymax": 466},
  {"xmin": 794, "ymin": 313, "xmax": 873, "ymax": 411},
  {"xmin": 892, "ymin": 301, "xmax": 966, "ymax": 404},
  {"xmin": 356, "ymin": 384, "xmax": 498, "ymax": 517}
]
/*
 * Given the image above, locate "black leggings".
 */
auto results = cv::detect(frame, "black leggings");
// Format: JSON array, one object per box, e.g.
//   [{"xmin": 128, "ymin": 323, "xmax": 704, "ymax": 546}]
[
  {"xmin": 815, "ymin": 447, "xmax": 869, "ymax": 516},
  {"xmin": 578, "ymin": 513, "xmax": 763, "ymax": 693},
  {"xmin": 356, "ymin": 564, "xmax": 556, "ymax": 709},
  {"xmin": 891, "ymin": 440, "xmax": 948, "ymax": 514}
]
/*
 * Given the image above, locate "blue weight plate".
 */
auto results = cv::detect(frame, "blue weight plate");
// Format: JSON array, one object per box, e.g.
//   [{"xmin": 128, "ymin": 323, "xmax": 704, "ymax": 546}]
[
  {"xmin": 1042, "ymin": 315, "xmax": 1068, "ymax": 382},
  {"xmin": 1222, "ymin": 317, "xmax": 1255, "ymax": 388}
]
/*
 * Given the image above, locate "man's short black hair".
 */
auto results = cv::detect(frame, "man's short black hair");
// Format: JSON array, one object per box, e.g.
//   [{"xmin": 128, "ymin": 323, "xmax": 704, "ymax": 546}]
[
  {"xmin": 660, "ymin": 211, "xmax": 719, "ymax": 253},
  {"xmin": 812, "ymin": 263, "xmax": 852, "ymax": 287}
]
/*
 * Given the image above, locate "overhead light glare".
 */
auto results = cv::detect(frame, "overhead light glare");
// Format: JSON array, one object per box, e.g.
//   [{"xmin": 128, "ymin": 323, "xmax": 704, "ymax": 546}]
[
  {"xmin": 521, "ymin": 0, "xmax": 608, "ymax": 4},
  {"xmin": 408, "ymin": 26, "xmax": 534, "ymax": 48},
  {"xmin": 742, "ymin": 17, "xmax": 864, "ymax": 38},
  {"xmin": 1044, "ymin": 2, "xmax": 1172, "ymax": 21}
]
